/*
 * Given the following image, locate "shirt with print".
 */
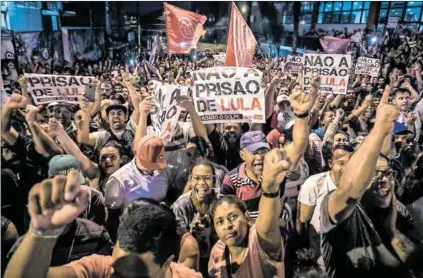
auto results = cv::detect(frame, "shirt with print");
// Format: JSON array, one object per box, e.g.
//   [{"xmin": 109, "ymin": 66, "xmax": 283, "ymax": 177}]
[
  {"xmin": 66, "ymin": 255, "xmax": 203, "ymax": 278},
  {"xmin": 319, "ymin": 191, "xmax": 414, "ymax": 278},
  {"xmin": 221, "ymin": 163, "xmax": 287, "ymax": 221},
  {"xmin": 208, "ymin": 225, "xmax": 285, "ymax": 278},
  {"xmin": 298, "ymin": 171, "xmax": 336, "ymax": 233},
  {"xmin": 104, "ymin": 159, "xmax": 178, "ymax": 209}
]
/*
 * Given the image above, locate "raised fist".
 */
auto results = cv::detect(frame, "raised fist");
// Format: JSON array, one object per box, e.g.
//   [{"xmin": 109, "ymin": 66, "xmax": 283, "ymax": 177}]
[
  {"xmin": 375, "ymin": 85, "xmax": 399, "ymax": 134},
  {"xmin": 28, "ymin": 171, "xmax": 89, "ymax": 233},
  {"xmin": 261, "ymin": 149, "xmax": 291, "ymax": 193}
]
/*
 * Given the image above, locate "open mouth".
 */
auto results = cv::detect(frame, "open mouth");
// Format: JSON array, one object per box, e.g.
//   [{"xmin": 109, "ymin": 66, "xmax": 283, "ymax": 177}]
[
  {"xmin": 253, "ymin": 162, "xmax": 263, "ymax": 171},
  {"xmin": 195, "ymin": 187, "xmax": 208, "ymax": 198},
  {"xmin": 376, "ymin": 187, "xmax": 390, "ymax": 198}
]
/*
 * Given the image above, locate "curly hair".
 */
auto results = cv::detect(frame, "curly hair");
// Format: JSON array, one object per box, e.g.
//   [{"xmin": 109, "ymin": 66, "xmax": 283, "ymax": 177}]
[{"xmin": 117, "ymin": 198, "xmax": 178, "ymax": 266}]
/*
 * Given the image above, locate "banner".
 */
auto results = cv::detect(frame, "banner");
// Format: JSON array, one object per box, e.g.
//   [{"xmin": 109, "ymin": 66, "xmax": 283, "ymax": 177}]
[
  {"xmin": 387, "ymin": 17, "xmax": 399, "ymax": 29},
  {"xmin": 192, "ymin": 67, "xmax": 265, "ymax": 124},
  {"xmin": 225, "ymin": 2, "xmax": 257, "ymax": 68},
  {"xmin": 284, "ymin": 55, "xmax": 303, "ymax": 73},
  {"xmin": 303, "ymin": 54, "xmax": 352, "ymax": 95},
  {"xmin": 26, "ymin": 74, "xmax": 95, "ymax": 105},
  {"xmin": 355, "ymin": 57, "xmax": 381, "ymax": 77},
  {"xmin": 150, "ymin": 81, "xmax": 188, "ymax": 142},
  {"xmin": 164, "ymin": 3, "xmax": 207, "ymax": 54},
  {"xmin": 320, "ymin": 36, "xmax": 350, "ymax": 54},
  {"xmin": 1, "ymin": 30, "xmax": 18, "ymax": 94}
]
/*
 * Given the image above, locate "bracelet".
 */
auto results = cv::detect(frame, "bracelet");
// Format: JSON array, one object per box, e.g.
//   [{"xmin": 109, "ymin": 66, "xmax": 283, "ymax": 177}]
[
  {"xmin": 294, "ymin": 111, "xmax": 310, "ymax": 118},
  {"xmin": 30, "ymin": 223, "xmax": 66, "ymax": 238},
  {"xmin": 262, "ymin": 190, "xmax": 280, "ymax": 198}
]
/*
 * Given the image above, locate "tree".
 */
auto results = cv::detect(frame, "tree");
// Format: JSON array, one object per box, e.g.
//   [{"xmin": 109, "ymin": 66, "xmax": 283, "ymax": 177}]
[{"xmin": 292, "ymin": 2, "xmax": 302, "ymax": 54}]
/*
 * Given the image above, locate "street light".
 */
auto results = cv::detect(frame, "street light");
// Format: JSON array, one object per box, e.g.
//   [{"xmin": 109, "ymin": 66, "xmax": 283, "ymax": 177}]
[{"xmin": 241, "ymin": 5, "xmax": 248, "ymax": 14}]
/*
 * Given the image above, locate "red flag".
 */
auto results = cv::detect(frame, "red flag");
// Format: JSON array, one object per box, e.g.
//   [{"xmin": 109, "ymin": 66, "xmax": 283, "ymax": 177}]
[
  {"xmin": 164, "ymin": 3, "xmax": 207, "ymax": 54},
  {"xmin": 320, "ymin": 36, "xmax": 350, "ymax": 54},
  {"xmin": 225, "ymin": 2, "xmax": 257, "ymax": 67}
]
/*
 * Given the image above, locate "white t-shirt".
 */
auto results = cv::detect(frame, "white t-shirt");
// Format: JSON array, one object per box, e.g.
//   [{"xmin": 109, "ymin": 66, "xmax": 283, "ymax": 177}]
[
  {"xmin": 284, "ymin": 159, "xmax": 309, "ymax": 198},
  {"xmin": 298, "ymin": 171, "xmax": 336, "ymax": 233},
  {"xmin": 104, "ymin": 159, "xmax": 177, "ymax": 209},
  {"xmin": 396, "ymin": 109, "xmax": 421, "ymax": 143}
]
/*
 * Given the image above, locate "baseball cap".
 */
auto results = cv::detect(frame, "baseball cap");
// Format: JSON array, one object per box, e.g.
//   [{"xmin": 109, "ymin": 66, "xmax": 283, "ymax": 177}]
[
  {"xmin": 47, "ymin": 102, "xmax": 61, "ymax": 108},
  {"xmin": 136, "ymin": 135, "xmax": 166, "ymax": 171},
  {"xmin": 240, "ymin": 131, "xmax": 270, "ymax": 153},
  {"xmin": 106, "ymin": 104, "xmax": 128, "ymax": 116},
  {"xmin": 393, "ymin": 121, "xmax": 413, "ymax": 135},
  {"xmin": 48, "ymin": 154, "xmax": 85, "ymax": 184},
  {"xmin": 276, "ymin": 94, "xmax": 290, "ymax": 104}
]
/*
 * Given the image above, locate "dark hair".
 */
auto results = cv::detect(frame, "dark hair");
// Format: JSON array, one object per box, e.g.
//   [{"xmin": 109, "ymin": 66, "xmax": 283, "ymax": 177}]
[
  {"xmin": 101, "ymin": 141, "xmax": 123, "ymax": 157},
  {"xmin": 332, "ymin": 144, "xmax": 354, "ymax": 156},
  {"xmin": 190, "ymin": 159, "xmax": 216, "ymax": 177},
  {"xmin": 188, "ymin": 136, "xmax": 208, "ymax": 157},
  {"xmin": 210, "ymin": 195, "xmax": 248, "ymax": 220},
  {"xmin": 392, "ymin": 88, "xmax": 411, "ymax": 98},
  {"xmin": 118, "ymin": 198, "xmax": 178, "ymax": 266}
]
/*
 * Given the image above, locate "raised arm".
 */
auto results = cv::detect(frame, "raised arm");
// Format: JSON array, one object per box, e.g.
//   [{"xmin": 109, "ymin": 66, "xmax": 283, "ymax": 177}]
[
  {"xmin": 256, "ymin": 149, "xmax": 291, "ymax": 260},
  {"xmin": 328, "ymin": 85, "xmax": 399, "ymax": 223},
  {"xmin": 25, "ymin": 105, "xmax": 63, "ymax": 157},
  {"xmin": 49, "ymin": 118, "xmax": 100, "ymax": 179},
  {"xmin": 134, "ymin": 97, "xmax": 152, "ymax": 151},
  {"xmin": 346, "ymin": 94, "xmax": 372, "ymax": 122},
  {"xmin": 4, "ymin": 171, "xmax": 89, "ymax": 278},
  {"xmin": 76, "ymin": 97, "xmax": 96, "ymax": 146},
  {"xmin": 90, "ymin": 81, "xmax": 102, "ymax": 117},
  {"xmin": 285, "ymin": 76, "xmax": 320, "ymax": 170},
  {"xmin": 265, "ymin": 76, "xmax": 284, "ymax": 119},
  {"xmin": 177, "ymin": 96, "xmax": 209, "ymax": 142},
  {"xmin": 1, "ymin": 94, "xmax": 28, "ymax": 146}
]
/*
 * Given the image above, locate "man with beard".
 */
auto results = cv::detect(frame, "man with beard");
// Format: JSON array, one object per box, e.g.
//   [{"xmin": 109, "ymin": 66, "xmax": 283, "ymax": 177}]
[
  {"xmin": 319, "ymin": 86, "xmax": 421, "ymax": 278},
  {"xmin": 392, "ymin": 87, "xmax": 421, "ymax": 144},
  {"xmin": 78, "ymin": 100, "xmax": 136, "ymax": 165},
  {"xmin": 208, "ymin": 122, "xmax": 243, "ymax": 171}
]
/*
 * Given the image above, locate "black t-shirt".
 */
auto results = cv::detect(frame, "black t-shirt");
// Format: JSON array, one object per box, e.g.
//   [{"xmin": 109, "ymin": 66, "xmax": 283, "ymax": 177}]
[
  {"xmin": 7, "ymin": 218, "xmax": 113, "ymax": 266},
  {"xmin": 320, "ymin": 191, "xmax": 414, "ymax": 278},
  {"xmin": 208, "ymin": 129, "xmax": 242, "ymax": 171}
]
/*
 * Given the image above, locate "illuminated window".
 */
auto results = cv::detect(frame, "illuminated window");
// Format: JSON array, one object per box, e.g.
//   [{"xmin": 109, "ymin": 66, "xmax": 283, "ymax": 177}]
[
  {"xmin": 316, "ymin": 1, "xmax": 370, "ymax": 24},
  {"xmin": 378, "ymin": 2, "xmax": 423, "ymax": 25},
  {"xmin": 405, "ymin": 7, "xmax": 421, "ymax": 21}
]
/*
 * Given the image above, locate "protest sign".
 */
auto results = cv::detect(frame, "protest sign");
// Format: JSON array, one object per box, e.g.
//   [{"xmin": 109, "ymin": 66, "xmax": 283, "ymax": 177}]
[
  {"xmin": 387, "ymin": 17, "xmax": 398, "ymax": 29},
  {"xmin": 284, "ymin": 55, "xmax": 303, "ymax": 73},
  {"xmin": 26, "ymin": 74, "xmax": 95, "ymax": 105},
  {"xmin": 355, "ymin": 57, "xmax": 381, "ymax": 77},
  {"xmin": 192, "ymin": 67, "xmax": 265, "ymax": 124},
  {"xmin": 150, "ymin": 81, "xmax": 188, "ymax": 142},
  {"xmin": 303, "ymin": 54, "xmax": 352, "ymax": 95}
]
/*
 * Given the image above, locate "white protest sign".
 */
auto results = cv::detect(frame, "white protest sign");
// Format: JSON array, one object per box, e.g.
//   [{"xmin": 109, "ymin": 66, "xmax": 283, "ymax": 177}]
[
  {"xmin": 303, "ymin": 54, "xmax": 351, "ymax": 95},
  {"xmin": 192, "ymin": 67, "xmax": 265, "ymax": 124},
  {"xmin": 150, "ymin": 81, "xmax": 188, "ymax": 142},
  {"xmin": 355, "ymin": 57, "xmax": 381, "ymax": 77},
  {"xmin": 25, "ymin": 74, "xmax": 95, "ymax": 105},
  {"xmin": 284, "ymin": 55, "xmax": 303, "ymax": 73},
  {"xmin": 387, "ymin": 17, "xmax": 398, "ymax": 29}
]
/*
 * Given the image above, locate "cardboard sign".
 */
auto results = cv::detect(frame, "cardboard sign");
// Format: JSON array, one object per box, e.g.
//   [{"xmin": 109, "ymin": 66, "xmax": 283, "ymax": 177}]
[
  {"xmin": 387, "ymin": 17, "xmax": 399, "ymax": 29},
  {"xmin": 26, "ymin": 74, "xmax": 95, "ymax": 105},
  {"xmin": 284, "ymin": 55, "xmax": 303, "ymax": 73},
  {"xmin": 303, "ymin": 54, "xmax": 352, "ymax": 95},
  {"xmin": 192, "ymin": 67, "xmax": 265, "ymax": 124},
  {"xmin": 355, "ymin": 57, "xmax": 381, "ymax": 77},
  {"xmin": 150, "ymin": 81, "xmax": 188, "ymax": 142}
]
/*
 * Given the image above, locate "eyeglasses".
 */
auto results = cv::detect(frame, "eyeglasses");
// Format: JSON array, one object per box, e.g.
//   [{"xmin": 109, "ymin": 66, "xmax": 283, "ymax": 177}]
[
  {"xmin": 371, "ymin": 169, "xmax": 395, "ymax": 182},
  {"xmin": 190, "ymin": 175, "xmax": 215, "ymax": 182}
]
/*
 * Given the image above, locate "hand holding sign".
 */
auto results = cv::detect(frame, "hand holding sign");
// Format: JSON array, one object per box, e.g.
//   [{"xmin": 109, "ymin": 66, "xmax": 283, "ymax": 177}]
[
  {"xmin": 79, "ymin": 96, "xmax": 94, "ymax": 115},
  {"xmin": 139, "ymin": 96, "xmax": 153, "ymax": 116}
]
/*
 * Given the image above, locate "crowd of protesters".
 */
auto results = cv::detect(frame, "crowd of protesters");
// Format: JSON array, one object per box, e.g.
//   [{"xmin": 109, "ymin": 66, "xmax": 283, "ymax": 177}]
[{"xmin": 1, "ymin": 23, "xmax": 423, "ymax": 278}]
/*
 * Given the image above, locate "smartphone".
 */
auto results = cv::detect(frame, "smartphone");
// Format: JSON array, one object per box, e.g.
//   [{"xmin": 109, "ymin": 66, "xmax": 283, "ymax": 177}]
[{"xmin": 84, "ymin": 84, "xmax": 96, "ymax": 102}]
